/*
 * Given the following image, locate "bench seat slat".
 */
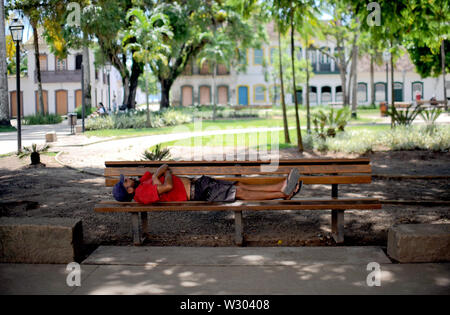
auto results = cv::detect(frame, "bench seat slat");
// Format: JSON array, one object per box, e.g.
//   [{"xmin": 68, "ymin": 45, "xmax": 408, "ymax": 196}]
[
  {"xmin": 104, "ymin": 164, "xmax": 372, "ymax": 177},
  {"xmin": 95, "ymin": 198, "xmax": 382, "ymax": 213},
  {"xmin": 105, "ymin": 158, "xmax": 371, "ymax": 167},
  {"xmin": 104, "ymin": 175, "xmax": 372, "ymax": 187}
]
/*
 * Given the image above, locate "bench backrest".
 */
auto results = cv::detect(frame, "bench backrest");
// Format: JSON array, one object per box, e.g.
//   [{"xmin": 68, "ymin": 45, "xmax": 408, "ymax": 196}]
[{"xmin": 104, "ymin": 159, "xmax": 372, "ymax": 187}]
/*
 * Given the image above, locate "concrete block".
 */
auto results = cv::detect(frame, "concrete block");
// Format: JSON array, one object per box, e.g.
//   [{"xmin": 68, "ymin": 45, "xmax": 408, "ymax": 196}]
[
  {"xmin": 0, "ymin": 217, "xmax": 83, "ymax": 264},
  {"xmin": 75, "ymin": 125, "xmax": 83, "ymax": 134},
  {"xmin": 45, "ymin": 132, "xmax": 57, "ymax": 143},
  {"xmin": 387, "ymin": 224, "xmax": 450, "ymax": 263}
]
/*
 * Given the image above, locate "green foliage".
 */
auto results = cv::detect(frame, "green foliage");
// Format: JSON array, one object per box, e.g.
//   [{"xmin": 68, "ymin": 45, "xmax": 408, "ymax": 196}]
[
  {"xmin": 142, "ymin": 144, "xmax": 171, "ymax": 161},
  {"xmin": 420, "ymin": 108, "xmax": 443, "ymax": 133},
  {"xmin": 0, "ymin": 125, "xmax": 17, "ymax": 132},
  {"xmin": 307, "ymin": 126, "xmax": 450, "ymax": 154},
  {"xmin": 16, "ymin": 143, "xmax": 50, "ymax": 159},
  {"xmin": 408, "ymin": 39, "xmax": 450, "ymax": 78},
  {"xmin": 75, "ymin": 106, "xmax": 95, "ymax": 119},
  {"xmin": 387, "ymin": 106, "xmax": 422, "ymax": 127},
  {"xmin": 85, "ymin": 108, "xmax": 191, "ymax": 131},
  {"xmin": 22, "ymin": 114, "xmax": 63, "ymax": 125},
  {"xmin": 312, "ymin": 108, "xmax": 351, "ymax": 139}
]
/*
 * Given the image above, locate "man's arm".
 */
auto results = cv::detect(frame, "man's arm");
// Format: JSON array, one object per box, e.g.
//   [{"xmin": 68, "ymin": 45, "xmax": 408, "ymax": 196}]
[
  {"xmin": 152, "ymin": 164, "xmax": 169, "ymax": 184},
  {"xmin": 156, "ymin": 169, "xmax": 173, "ymax": 195}
]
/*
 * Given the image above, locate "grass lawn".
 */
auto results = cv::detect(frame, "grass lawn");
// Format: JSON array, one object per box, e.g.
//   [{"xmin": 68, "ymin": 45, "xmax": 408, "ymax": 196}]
[
  {"xmin": 85, "ymin": 107, "xmax": 383, "ymax": 139},
  {"xmin": 0, "ymin": 125, "xmax": 17, "ymax": 132},
  {"xmin": 152, "ymin": 124, "xmax": 392, "ymax": 150}
]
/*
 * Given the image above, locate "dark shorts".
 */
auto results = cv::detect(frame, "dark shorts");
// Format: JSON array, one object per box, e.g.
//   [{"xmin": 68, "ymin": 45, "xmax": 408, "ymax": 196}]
[{"xmin": 191, "ymin": 176, "xmax": 237, "ymax": 202}]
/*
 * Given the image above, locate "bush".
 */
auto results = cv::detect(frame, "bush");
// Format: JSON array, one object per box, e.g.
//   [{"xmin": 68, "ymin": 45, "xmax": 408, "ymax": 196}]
[
  {"xmin": 142, "ymin": 144, "xmax": 171, "ymax": 161},
  {"xmin": 85, "ymin": 108, "xmax": 191, "ymax": 131},
  {"xmin": 387, "ymin": 105, "xmax": 422, "ymax": 126},
  {"xmin": 312, "ymin": 107, "xmax": 351, "ymax": 139},
  {"xmin": 307, "ymin": 125, "xmax": 450, "ymax": 154},
  {"xmin": 420, "ymin": 108, "xmax": 442, "ymax": 134},
  {"xmin": 22, "ymin": 114, "xmax": 63, "ymax": 125},
  {"xmin": 75, "ymin": 105, "xmax": 95, "ymax": 118}
]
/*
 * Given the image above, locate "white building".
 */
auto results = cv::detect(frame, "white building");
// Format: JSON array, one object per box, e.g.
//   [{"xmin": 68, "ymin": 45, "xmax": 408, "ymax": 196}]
[
  {"xmin": 172, "ymin": 23, "xmax": 450, "ymax": 107},
  {"xmin": 7, "ymin": 32, "xmax": 123, "ymax": 118}
]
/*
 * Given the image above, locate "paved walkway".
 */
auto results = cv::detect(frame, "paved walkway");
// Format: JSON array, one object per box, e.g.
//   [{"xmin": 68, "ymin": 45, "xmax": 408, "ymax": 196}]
[
  {"xmin": 1, "ymin": 246, "xmax": 449, "ymax": 295},
  {"xmin": 2, "ymin": 112, "xmax": 449, "ymax": 158}
]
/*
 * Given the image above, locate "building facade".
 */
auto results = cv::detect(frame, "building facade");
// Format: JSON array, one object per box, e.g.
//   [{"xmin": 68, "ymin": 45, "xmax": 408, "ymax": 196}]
[
  {"xmin": 7, "ymin": 32, "xmax": 122, "ymax": 118},
  {"xmin": 171, "ymin": 23, "xmax": 450, "ymax": 107}
]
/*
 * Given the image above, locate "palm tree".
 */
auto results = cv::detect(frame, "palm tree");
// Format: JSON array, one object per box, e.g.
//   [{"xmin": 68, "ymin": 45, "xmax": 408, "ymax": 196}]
[
  {"xmin": 268, "ymin": 0, "xmax": 291, "ymax": 144},
  {"xmin": 0, "ymin": 1, "xmax": 11, "ymax": 126},
  {"xmin": 11, "ymin": 1, "xmax": 47, "ymax": 115},
  {"xmin": 197, "ymin": 33, "xmax": 234, "ymax": 121},
  {"xmin": 122, "ymin": 8, "xmax": 173, "ymax": 110},
  {"xmin": 289, "ymin": 5, "xmax": 303, "ymax": 152},
  {"xmin": 276, "ymin": 24, "xmax": 290, "ymax": 143}
]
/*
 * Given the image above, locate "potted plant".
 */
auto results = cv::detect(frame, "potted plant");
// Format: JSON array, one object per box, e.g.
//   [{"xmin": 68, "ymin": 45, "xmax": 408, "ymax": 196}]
[
  {"xmin": 17, "ymin": 143, "xmax": 50, "ymax": 166},
  {"xmin": 379, "ymin": 102, "xmax": 388, "ymax": 117}
]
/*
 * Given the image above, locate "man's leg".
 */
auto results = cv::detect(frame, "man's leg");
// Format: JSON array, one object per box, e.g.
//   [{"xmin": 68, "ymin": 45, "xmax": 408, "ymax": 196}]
[
  {"xmin": 235, "ymin": 183, "xmax": 299, "ymax": 200},
  {"xmin": 235, "ymin": 181, "xmax": 285, "ymax": 192}
]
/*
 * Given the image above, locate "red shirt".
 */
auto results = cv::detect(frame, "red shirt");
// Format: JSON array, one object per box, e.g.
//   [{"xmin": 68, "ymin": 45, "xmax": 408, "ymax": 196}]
[{"xmin": 134, "ymin": 171, "xmax": 187, "ymax": 204}]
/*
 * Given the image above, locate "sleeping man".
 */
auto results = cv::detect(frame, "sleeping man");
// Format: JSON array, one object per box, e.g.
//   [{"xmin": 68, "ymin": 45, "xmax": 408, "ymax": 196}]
[{"xmin": 113, "ymin": 164, "xmax": 302, "ymax": 204}]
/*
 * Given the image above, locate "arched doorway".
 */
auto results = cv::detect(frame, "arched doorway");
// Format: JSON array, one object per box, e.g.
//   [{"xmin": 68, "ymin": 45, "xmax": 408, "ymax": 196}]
[
  {"xmin": 55, "ymin": 90, "xmax": 68, "ymax": 115},
  {"xmin": 10, "ymin": 91, "xmax": 23, "ymax": 118},
  {"xmin": 75, "ymin": 90, "xmax": 82, "ymax": 109},
  {"xmin": 394, "ymin": 82, "xmax": 403, "ymax": 102},
  {"xmin": 321, "ymin": 86, "xmax": 332, "ymax": 104},
  {"xmin": 199, "ymin": 86, "xmax": 211, "ymax": 105},
  {"xmin": 181, "ymin": 85, "xmax": 193, "ymax": 106},
  {"xmin": 238, "ymin": 86, "xmax": 249, "ymax": 106},
  {"xmin": 217, "ymin": 86, "xmax": 229, "ymax": 105}
]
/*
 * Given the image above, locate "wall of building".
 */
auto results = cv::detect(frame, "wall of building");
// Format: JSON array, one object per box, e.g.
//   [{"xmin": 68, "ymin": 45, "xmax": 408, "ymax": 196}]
[
  {"xmin": 7, "ymin": 43, "xmax": 122, "ymax": 117},
  {"xmin": 172, "ymin": 36, "xmax": 450, "ymax": 107}
]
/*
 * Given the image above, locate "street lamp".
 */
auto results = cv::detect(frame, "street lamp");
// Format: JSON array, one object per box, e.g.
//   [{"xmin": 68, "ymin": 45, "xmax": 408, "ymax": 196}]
[
  {"xmin": 105, "ymin": 61, "xmax": 112, "ymax": 112},
  {"xmin": 9, "ymin": 18, "xmax": 24, "ymax": 153}
]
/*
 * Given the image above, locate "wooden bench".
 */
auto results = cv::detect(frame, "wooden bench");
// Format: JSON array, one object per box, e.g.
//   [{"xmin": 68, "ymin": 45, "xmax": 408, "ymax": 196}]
[
  {"xmin": 416, "ymin": 100, "xmax": 447, "ymax": 110},
  {"xmin": 95, "ymin": 159, "xmax": 381, "ymax": 245},
  {"xmin": 329, "ymin": 102, "xmax": 344, "ymax": 108}
]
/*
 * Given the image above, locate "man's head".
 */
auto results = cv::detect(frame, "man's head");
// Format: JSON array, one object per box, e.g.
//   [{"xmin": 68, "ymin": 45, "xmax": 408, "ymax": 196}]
[{"xmin": 113, "ymin": 174, "xmax": 138, "ymax": 202}]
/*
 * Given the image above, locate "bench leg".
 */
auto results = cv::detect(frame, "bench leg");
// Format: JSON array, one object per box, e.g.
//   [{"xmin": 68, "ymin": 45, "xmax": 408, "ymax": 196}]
[
  {"xmin": 131, "ymin": 213, "xmax": 142, "ymax": 246},
  {"xmin": 234, "ymin": 211, "xmax": 244, "ymax": 246},
  {"xmin": 141, "ymin": 212, "xmax": 149, "ymax": 239},
  {"xmin": 331, "ymin": 210, "xmax": 345, "ymax": 244}
]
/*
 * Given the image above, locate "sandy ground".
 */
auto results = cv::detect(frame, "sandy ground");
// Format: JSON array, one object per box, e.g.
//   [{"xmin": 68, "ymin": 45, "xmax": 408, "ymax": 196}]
[{"xmin": 0, "ymin": 146, "xmax": 449, "ymax": 249}]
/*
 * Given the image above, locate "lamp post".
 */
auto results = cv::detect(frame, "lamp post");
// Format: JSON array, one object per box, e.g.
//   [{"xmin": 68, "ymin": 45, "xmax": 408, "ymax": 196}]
[
  {"xmin": 9, "ymin": 18, "xmax": 24, "ymax": 153},
  {"xmin": 105, "ymin": 61, "xmax": 112, "ymax": 113}
]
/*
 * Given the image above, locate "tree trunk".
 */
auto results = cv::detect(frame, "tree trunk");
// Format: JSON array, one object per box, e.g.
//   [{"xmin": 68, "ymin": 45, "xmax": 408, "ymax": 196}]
[
  {"xmin": 390, "ymin": 53, "xmax": 394, "ymax": 109},
  {"xmin": 290, "ymin": 15, "xmax": 303, "ymax": 152},
  {"xmin": 126, "ymin": 57, "xmax": 143, "ymax": 109},
  {"xmin": 306, "ymin": 48, "xmax": 311, "ymax": 133},
  {"xmin": 122, "ymin": 53, "xmax": 129, "ymax": 108},
  {"xmin": 160, "ymin": 78, "xmax": 173, "ymax": 109},
  {"xmin": 278, "ymin": 27, "xmax": 290, "ymax": 144},
  {"xmin": 347, "ymin": 59, "xmax": 354, "ymax": 107},
  {"xmin": 442, "ymin": 40, "xmax": 448, "ymax": 110},
  {"xmin": 31, "ymin": 21, "xmax": 45, "ymax": 115},
  {"xmin": 145, "ymin": 73, "xmax": 150, "ymax": 127},
  {"xmin": 370, "ymin": 54, "xmax": 375, "ymax": 105},
  {"xmin": 212, "ymin": 62, "xmax": 217, "ymax": 121},
  {"xmin": 336, "ymin": 47, "xmax": 348, "ymax": 106},
  {"xmin": 339, "ymin": 69, "xmax": 347, "ymax": 106},
  {"xmin": 82, "ymin": 38, "xmax": 91, "ymax": 108},
  {"xmin": 351, "ymin": 44, "xmax": 358, "ymax": 118},
  {"xmin": 0, "ymin": 0, "xmax": 10, "ymax": 126}
]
